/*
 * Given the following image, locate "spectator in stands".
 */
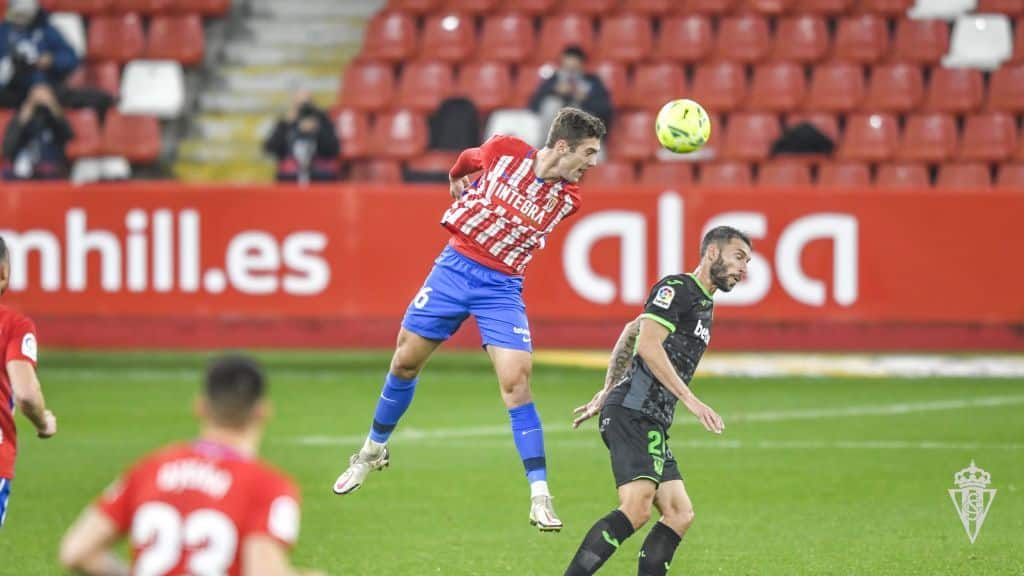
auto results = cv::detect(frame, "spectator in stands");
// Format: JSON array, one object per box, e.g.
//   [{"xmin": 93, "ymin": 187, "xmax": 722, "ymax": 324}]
[
  {"xmin": 2, "ymin": 83, "xmax": 72, "ymax": 180},
  {"xmin": 263, "ymin": 91, "xmax": 340, "ymax": 183},
  {"xmin": 0, "ymin": 0, "xmax": 79, "ymax": 109},
  {"xmin": 529, "ymin": 45, "xmax": 613, "ymax": 134}
]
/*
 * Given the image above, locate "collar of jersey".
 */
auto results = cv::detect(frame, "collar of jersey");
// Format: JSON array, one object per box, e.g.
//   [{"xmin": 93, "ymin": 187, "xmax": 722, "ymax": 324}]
[{"xmin": 685, "ymin": 273, "xmax": 713, "ymax": 299}]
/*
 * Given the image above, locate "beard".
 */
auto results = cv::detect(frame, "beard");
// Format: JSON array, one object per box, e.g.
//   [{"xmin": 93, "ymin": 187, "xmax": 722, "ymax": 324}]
[{"xmin": 709, "ymin": 255, "xmax": 734, "ymax": 292}]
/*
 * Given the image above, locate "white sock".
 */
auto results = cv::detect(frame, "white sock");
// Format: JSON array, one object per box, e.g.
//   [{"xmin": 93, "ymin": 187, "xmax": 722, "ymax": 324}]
[
  {"xmin": 530, "ymin": 480, "xmax": 550, "ymax": 499},
  {"xmin": 362, "ymin": 437, "xmax": 386, "ymax": 455}
]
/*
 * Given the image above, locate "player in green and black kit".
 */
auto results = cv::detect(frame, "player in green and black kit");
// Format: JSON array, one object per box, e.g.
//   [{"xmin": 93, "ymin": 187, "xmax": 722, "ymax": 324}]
[{"xmin": 564, "ymin": 226, "xmax": 752, "ymax": 576}]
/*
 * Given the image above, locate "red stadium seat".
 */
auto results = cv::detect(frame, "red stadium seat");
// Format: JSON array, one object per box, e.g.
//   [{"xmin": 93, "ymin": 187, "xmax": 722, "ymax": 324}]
[
  {"xmin": 715, "ymin": 16, "xmax": 771, "ymax": 63},
  {"xmin": 818, "ymin": 162, "xmax": 872, "ymax": 188},
  {"xmin": 609, "ymin": 110, "xmax": 659, "ymax": 161},
  {"xmin": 720, "ymin": 113, "xmax": 782, "ymax": 160},
  {"xmin": 1017, "ymin": 124, "xmax": 1024, "ymax": 160},
  {"xmin": 772, "ymin": 16, "xmax": 830, "ymax": 63},
  {"xmin": 65, "ymin": 61, "xmax": 121, "ymax": 97},
  {"xmin": 833, "ymin": 15, "xmax": 889, "ymax": 63},
  {"xmin": 406, "ymin": 151, "xmax": 461, "ymax": 175},
  {"xmin": 596, "ymin": 13, "xmax": 652, "ymax": 64},
  {"xmin": 535, "ymin": 14, "xmax": 595, "ymax": 63},
  {"xmin": 758, "ymin": 161, "xmax": 812, "ymax": 187},
  {"xmin": 103, "ymin": 113, "xmax": 161, "ymax": 163},
  {"xmin": 387, "ymin": 0, "xmax": 441, "ymax": 14},
  {"xmin": 145, "ymin": 15, "xmax": 204, "ymax": 65},
  {"xmin": 786, "ymin": 112, "xmax": 839, "ymax": 141},
  {"xmin": 444, "ymin": 0, "xmax": 500, "ymax": 13},
  {"xmin": 748, "ymin": 62, "xmax": 806, "ymax": 112},
  {"xmin": 584, "ymin": 162, "xmax": 636, "ymax": 186},
  {"xmin": 976, "ymin": 0, "xmax": 1024, "ymax": 14},
  {"xmin": 891, "ymin": 19, "xmax": 949, "ymax": 65},
  {"xmin": 986, "ymin": 64, "xmax": 1024, "ymax": 112},
  {"xmin": 44, "ymin": 0, "xmax": 112, "ymax": 14},
  {"xmin": 936, "ymin": 163, "xmax": 992, "ymax": 189},
  {"xmin": 960, "ymin": 112, "xmax": 1018, "ymax": 162},
  {"xmin": 457, "ymin": 62, "xmax": 512, "ymax": 113},
  {"xmin": 656, "ymin": 15, "xmax": 712, "ymax": 63},
  {"xmin": 630, "ymin": 62, "xmax": 687, "ymax": 112},
  {"xmin": 639, "ymin": 161, "xmax": 695, "ymax": 187},
  {"xmin": 839, "ymin": 113, "xmax": 899, "ymax": 161},
  {"xmin": 805, "ymin": 62, "xmax": 864, "ymax": 112},
  {"xmin": 65, "ymin": 109, "xmax": 103, "ymax": 159},
  {"xmin": 478, "ymin": 13, "xmax": 536, "ymax": 64},
  {"xmin": 112, "ymin": 0, "xmax": 174, "ymax": 14},
  {"xmin": 700, "ymin": 162, "xmax": 753, "ymax": 188},
  {"xmin": 361, "ymin": 11, "xmax": 417, "ymax": 62},
  {"xmin": 995, "ymin": 163, "xmax": 1024, "ymax": 188},
  {"xmin": 898, "ymin": 113, "xmax": 958, "ymax": 162},
  {"xmin": 590, "ymin": 60, "xmax": 629, "ymax": 109},
  {"xmin": 349, "ymin": 159, "xmax": 403, "ymax": 182},
  {"xmin": 741, "ymin": 0, "xmax": 796, "ymax": 14},
  {"xmin": 511, "ymin": 62, "xmax": 555, "ymax": 108},
  {"xmin": 505, "ymin": 0, "xmax": 559, "ymax": 14},
  {"xmin": 793, "ymin": 0, "xmax": 853, "ymax": 14},
  {"xmin": 851, "ymin": 0, "xmax": 913, "ymax": 14},
  {"xmin": 622, "ymin": 0, "xmax": 672, "ymax": 14},
  {"xmin": 339, "ymin": 62, "xmax": 396, "ymax": 112},
  {"xmin": 87, "ymin": 13, "xmax": 145, "ymax": 63},
  {"xmin": 679, "ymin": 0, "xmax": 738, "ymax": 13},
  {"xmin": 562, "ymin": 0, "xmax": 618, "ymax": 13},
  {"xmin": 373, "ymin": 109, "xmax": 428, "ymax": 159},
  {"xmin": 876, "ymin": 162, "xmax": 929, "ymax": 188},
  {"xmin": 395, "ymin": 60, "xmax": 455, "ymax": 112},
  {"xmin": 1016, "ymin": 17, "xmax": 1024, "ymax": 62},
  {"xmin": 0, "ymin": 111, "xmax": 12, "ymax": 134},
  {"xmin": 175, "ymin": 0, "xmax": 230, "ymax": 16},
  {"xmin": 690, "ymin": 61, "xmax": 748, "ymax": 113},
  {"xmin": 862, "ymin": 63, "xmax": 924, "ymax": 112},
  {"xmin": 421, "ymin": 13, "xmax": 476, "ymax": 62},
  {"xmin": 333, "ymin": 107, "xmax": 373, "ymax": 159},
  {"xmin": 924, "ymin": 68, "xmax": 984, "ymax": 113}
]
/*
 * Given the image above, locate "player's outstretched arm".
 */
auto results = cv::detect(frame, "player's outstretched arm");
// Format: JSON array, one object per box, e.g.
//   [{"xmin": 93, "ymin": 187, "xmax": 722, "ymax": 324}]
[
  {"xmin": 59, "ymin": 507, "xmax": 128, "ymax": 576},
  {"xmin": 243, "ymin": 535, "xmax": 325, "ymax": 576},
  {"xmin": 635, "ymin": 318, "xmax": 724, "ymax": 434},
  {"xmin": 572, "ymin": 316, "xmax": 641, "ymax": 428},
  {"xmin": 8, "ymin": 360, "xmax": 57, "ymax": 438}
]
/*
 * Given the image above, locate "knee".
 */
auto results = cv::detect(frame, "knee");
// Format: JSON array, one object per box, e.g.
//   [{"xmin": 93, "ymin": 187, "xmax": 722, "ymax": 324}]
[
  {"xmin": 620, "ymin": 502, "xmax": 652, "ymax": 530},
  {"xmin": 390, "ymin": 345, "xmax": 424, "ymax": 380},
  {"xmin": 662, "ymin": 506, "xmax": 695, "ymax": 534},
  {"xmin": 498, "ymin": 365, "xmax": 531, "ymax": 398}
]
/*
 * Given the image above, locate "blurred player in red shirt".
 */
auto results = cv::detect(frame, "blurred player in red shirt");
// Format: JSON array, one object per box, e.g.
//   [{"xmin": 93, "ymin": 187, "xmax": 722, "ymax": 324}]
[
  {"xmin": 60, "ymin": 355, "xmax": 321, "ymax": 576},
  {"xmin": 0, "ymin": 235, "xmax": 59, "ymax": 528}
]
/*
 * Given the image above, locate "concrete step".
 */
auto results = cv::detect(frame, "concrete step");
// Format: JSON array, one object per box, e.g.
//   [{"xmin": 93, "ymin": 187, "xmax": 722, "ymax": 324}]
[
  {"xmin": 174, "ymin": 158, "xmax": 276, "ymax": 183},
  {"xmin": 239, "ymin": 19, "xmax": 365, "ymax": 45},
  {"xmin": 249, "ymin": 0, "xmax": 383, "ymax": 19},
  {"xmin": 177, "ymin": 138, "xmax": 269, "ymax": 164},
  {"xmin": 193, "ymin": 113, "xmax": 277, "ymax": 142},
  {"xmin": 223, "ymin": 42, "xmax": 357, "ymax": 66},
  {"xmin": 215, "ymin": 64, "xmax": 341, "ymax": 94},
  {"xmin": 199, "ymin": 89, "xmax": 335, "ymax": 114}
]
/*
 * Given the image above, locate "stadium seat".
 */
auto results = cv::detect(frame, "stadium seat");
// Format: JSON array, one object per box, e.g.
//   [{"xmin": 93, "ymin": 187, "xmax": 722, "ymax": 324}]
[
  {"xmin": 395, "ymin": 61, "xmax": 455, "ymax": 112},
  {"xmin": 590, "ymin": 60, "xmax": 629, "ymax": 109},
  {"xmin": 421, "ymin": 13, "xmax": 476, "ymax": 63},
  {"xmin": 786, "ymin": 112, "xmax": 840, "ymax": 140},
  {"xmin": 793, "ymin": 0, "xmax": 853, "ymax": 15},
  {"xmin": 907, "ymin": 0, "xmax": 976, "ymax": 20},
  {"xmin": 818, "ymin": 162, "xmax": 872, "ymax": 188},
  {"xmin": 456, "ymin": 62, "xmax": 512, "ymax": 113},
  {"xmin": 891, "ymin": 19, "xmax": 950, "ymax": 65},
  {"xmin": 876, "ymin": 162, "xmax": 929, "ymax": 188},
  {"xmin": 924, "ymin": 68, "xmax": 984, "ymax": 113},
  {"xmin": 610, "ymin": 111, "xmax": 659, "ymax": 161},
  {"xmin": 66, "ymin": 61, "xmax": 122, "ymax": 97},
  {"xmin": 562, "ymin": 0, "xmax": 618, "ymax": 14},
  {"xmin": 833, "ymin": 15, "xmax": 889, "ymax": 63},
  {"xmin": 444, "ymin": 0, "xmax": 500, "ymax": 13},
  {"xmin": 361, "ymin": 11, "xmax": 418, "ymax": 62},
  {"xmin": 690, "ymin": 61, "xmax": 748, "ymax": 113},
  {"xmin": 839, "ymin": 113, "xmax": 899, "ymax": 161},
  {"xmin": 758, "ymin": 161, "xmax": 812, "ymax": 187},
  {"xmin": 862, "ymin": 63, "xmax": 924, "ymax": 112},
  {"xmin": 146, "ymin": 14, "xmax": 204, "ymax": 65},
  {"xmin": 387, "ymin": 0, "xmax": 441, "ymax": 14},
  {"xmin": 639, "ymin": 161, "xmax": 695, "ymax": 187},
  {"xmin": 942, "ymin": 15, "xmax": 1013, "ymax": 70},
  {"xmin": 748, "ymin": 62, "xmax": 806, "ymax": 112},
  {"xmin": 852, "ymin": 0, "xmax": 913, "ymax": 13},
  {"xmin": 87, "ymin": 13, "xmax": 145, "ymax": 63},
  {"xmin": 349, "ymin": 159, "xmax": 403, "ymax": 182},
  {"xmin": 112, "ymin": 0, "xmax": 175, "ymax": 14},
  {"xmin": 0, "ymin": 110, "xmax": 12, "ymax": 133},
  {"xmin": 372, "ymin": 109, "xmax": 429, "ymax": 159},
  {"xmin": 339, "ymin": 62, "xmax": 395, "ymax": 112},
  {"xmin": 511, "ymin": 62, "xmax": 555, "ymax": 108},
  {"xmin": 976, "ymin": 0, "xmax": 1024, "ymax": 13},
  {"xmin": 50, "ymin": 13, "xmax": 86, "ymax": 58},
  {"xmin": 655, "ymin": 15, "xmax": 712, "ymax": 63},
  {"xmin": 333, "ymin": 107, "xmax": 373, "ymax": 159},
  {"xmin": 118, "ymin": 60, "xmax": 185, "ymax": 118},
  {"xmin": 699, "ymin": 162, "xmax": 753, "ymax": 188},
  {"xmin": 103, "ymin": 112, "xmax": 161, "ymax": 164},
  {"xmin": 959, "ymin": 112, "xmax": 1017, "ymax": 162},
  {"xmin": 1016, "ymin": 17, "xmax": 1024, "ymax": 62},
  {"xmin": 44, "ymin": 0, "xmax": 111, "ymax": 14},
  {"xmin": 720, "ymin": 113, "xmax": 782, "ymax": 160},
  {"xmin": 507, "ymin": 0, "xmax": 559, "ymax": 14},
  {"xmin": 535, "ymin": 14, "xmax": 595, "ymax": 63},
  {"xmin": 584, "ymin": 162, "xmax": 636, "ymax": 186},
  {"xmin": 715, "ymin": 16, "xmax": 771, "ymax": 63},
  {"xmin": 680, "ymin": 0, "xmax": 738, "ymax": 13},
  {"xmin": 995, "ymin": 163, "xmax": 1024, "ymax": 188},
  {"xmin": 898, "ymin": 113, "xmax": 958, "ymax": 162},
  {"xmin": 478, "ymin": 13, "xmax": 535, "ymax": 63},
  {"xmin": 485, "ymin": 109, "xmax": 544, "ymax": 146},
  {"xmin": 1017, "ymin": 124, "xmax": 1024, "ymax": 160},
  {"xmin": 65, "ymin": 109, "xmax": 103, "ymax": 160},
  {"xmin": 987, "ymin": 64, "xmax": 1024, "ymax": 112},
  {"xmin": 805, "ymin": 62, "xmax": 865, "ymax": 112},
  {"xmin": 622, "ymin": 0, "xmax": 672, "ymax": 15},
  {"xmin": 742, "ymin": 0, "xmax": 796, "ymax": 13},
  {"xmin": 772, "ymin": 16, "xmax": 829, "ymax": 63},
  {"xmin": 630, "ymin": 62, "xmax": 687, "ymax": 112},
  {"xmin": 405, "ymin": 150, "xmax": 461, "ymax": 178},
  {"xmin": 596, "ymin": 13, "xmax": 652, "ymax": 64},
  {"xmin": 936, "ymin": 163, "xmax": 992, "ymax": 188},
  {"xmin": 175, "ymin": 0, "xmax": 230, "ymax": 16}
]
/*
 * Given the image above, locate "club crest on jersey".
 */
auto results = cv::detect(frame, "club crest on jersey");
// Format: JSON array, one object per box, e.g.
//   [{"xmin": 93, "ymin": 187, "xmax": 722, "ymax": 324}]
[
  {"xmin": 653, "ymin": 286, "xmax": 675, "ymax": 309},
  {"xmin": 544, "ymin": 195, "xmax": 559, "ymax": 212},
  {"xmin": 21, "ymin": 333, "xmax": 37, "ymax": 362}
]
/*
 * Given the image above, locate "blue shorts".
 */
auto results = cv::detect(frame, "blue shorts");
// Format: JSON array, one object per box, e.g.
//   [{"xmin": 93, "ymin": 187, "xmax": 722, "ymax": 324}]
[
  {"xmin": 402, "ymin": 246, "xmax": 532, "ymax": 352},
  {"xmin": 0, "ymin": 477, "xmax": 10, "ymax": 528}
]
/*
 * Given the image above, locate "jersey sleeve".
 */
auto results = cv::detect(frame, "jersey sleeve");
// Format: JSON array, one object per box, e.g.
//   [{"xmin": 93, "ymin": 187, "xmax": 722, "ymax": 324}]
[
  {"xmin": 244, "ymin": 471, "xmax": 302, "ymax": 549},
  {"xmin": 5, "ymin": 316, "xmax": 38, "ymax": 368},
  {"xmin": 94, "ymin": 467, "xmax": 136, "ymax": 534},
  {"xmin": 641, "ymin": 277, "xmax": 693, "ymax": 334}
]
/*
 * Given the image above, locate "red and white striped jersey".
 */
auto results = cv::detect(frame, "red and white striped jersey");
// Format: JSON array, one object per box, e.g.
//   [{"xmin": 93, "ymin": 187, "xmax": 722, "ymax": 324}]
[{"xmin": 442, "ymin": 135, "xmax": 581, "ymax": 276}]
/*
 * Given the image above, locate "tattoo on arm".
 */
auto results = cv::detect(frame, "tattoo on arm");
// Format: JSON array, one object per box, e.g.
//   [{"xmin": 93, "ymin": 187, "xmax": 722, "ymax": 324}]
[{"xmin": 604, "ymin": 317, "xmax": 641, "ymax": 389}]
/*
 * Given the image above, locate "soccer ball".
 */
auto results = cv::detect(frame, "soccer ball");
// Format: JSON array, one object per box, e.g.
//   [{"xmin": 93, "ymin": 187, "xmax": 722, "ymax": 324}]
[{"xmin": 655, "ymin": 99, "xmax": 712, "ymax": 154}]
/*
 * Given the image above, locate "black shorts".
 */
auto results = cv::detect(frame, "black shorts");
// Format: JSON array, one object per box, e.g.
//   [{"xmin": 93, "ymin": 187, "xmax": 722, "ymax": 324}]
[{"xmin": 599, "ymin": 404, "xmax": 681, "ymax": 487}]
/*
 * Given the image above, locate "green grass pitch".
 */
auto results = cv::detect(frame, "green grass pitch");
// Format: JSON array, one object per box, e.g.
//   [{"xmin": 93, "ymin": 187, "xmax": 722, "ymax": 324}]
[{"xmin": 1, "ymin": 351, "xmax": 1022, "ymax": 575}]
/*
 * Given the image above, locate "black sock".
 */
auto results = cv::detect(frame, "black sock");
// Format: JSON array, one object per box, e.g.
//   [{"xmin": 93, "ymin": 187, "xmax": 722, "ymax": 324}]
[
  {"xmin": 564, "ymin": 509, "xmax": 636, "ymax": 576},
  {"xmin": 637, "ymin": 521, "xmax": 683, "ymax": 576}
]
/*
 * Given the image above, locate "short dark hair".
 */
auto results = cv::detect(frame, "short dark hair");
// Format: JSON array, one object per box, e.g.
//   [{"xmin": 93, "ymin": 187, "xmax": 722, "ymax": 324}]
[
  {"xmin": 545, "ymin": 107, "xmax": 606, "ymax": 149},
  {"xmin": 204, "ymin": 354, "xmax": 266, "ymax": 427},
  {"xmin": 562, "ymin": 45, "xmax": 586, "ymax": 61},
  {"xmin": 700, "ymin": 226, "xmax": 752, "ymax": 257},
  {"xmin": 0, "ymin": 236, "xmax": 7, "ymax": 264}
]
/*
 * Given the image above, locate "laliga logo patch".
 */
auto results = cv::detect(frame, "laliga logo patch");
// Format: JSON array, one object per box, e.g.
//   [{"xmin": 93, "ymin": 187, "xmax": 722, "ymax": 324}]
[
  {"xmin": 21, "ymin": 333, "xmax": 37, "ymax": 362},
  {"xmin": 653, "ymin": 286, "xmax": 675, "ymax": 309}
]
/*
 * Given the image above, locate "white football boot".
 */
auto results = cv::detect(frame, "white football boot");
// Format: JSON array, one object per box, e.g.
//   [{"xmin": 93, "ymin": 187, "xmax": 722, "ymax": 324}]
[
  {"xmin": 332, "ymin": 441, "xmax": 390, "ymax": 495},
  {"xmin": 529, "ymin": 495, "xmax": 564, "ymax": 532}
]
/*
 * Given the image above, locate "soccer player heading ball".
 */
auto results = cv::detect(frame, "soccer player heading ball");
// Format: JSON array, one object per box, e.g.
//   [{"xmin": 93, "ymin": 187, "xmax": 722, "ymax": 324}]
[
  {"xmin": 333, "ymin": 107, "xmax": 607, "ymax": 532},
  {"xmin": 565, "ymin": 226, "xmax": 752, "ymax": 576}
]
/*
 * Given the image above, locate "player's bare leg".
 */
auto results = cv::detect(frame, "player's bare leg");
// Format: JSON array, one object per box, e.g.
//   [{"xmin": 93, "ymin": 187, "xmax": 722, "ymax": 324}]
[
  {"xmin": 487, "ymin": 345, "xmax": 562, "ymax": 531},
  {"xmin": 333, "ymin": 328, "xmax": 441, "ymax": 495},
  {"xmin": 638, "ymin": 480, "xmax": 693, "ymax": 576}
]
